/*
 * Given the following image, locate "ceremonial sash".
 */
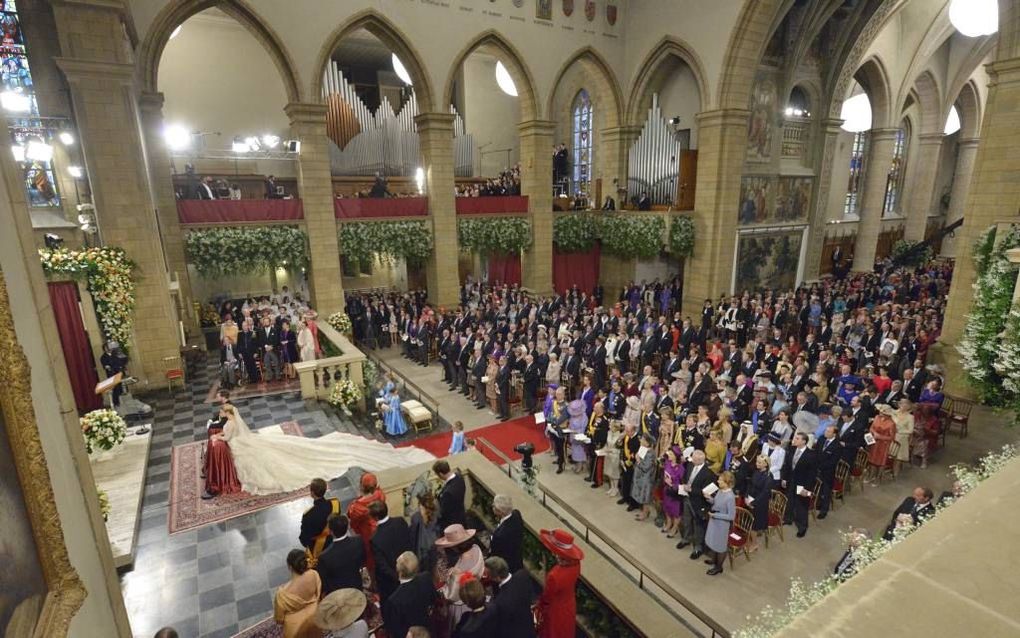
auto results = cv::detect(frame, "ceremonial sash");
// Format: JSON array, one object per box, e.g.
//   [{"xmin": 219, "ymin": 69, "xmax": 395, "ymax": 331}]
[{"xmin": 306, "ymin": 497, "xmax": 340, "ymax": 566}]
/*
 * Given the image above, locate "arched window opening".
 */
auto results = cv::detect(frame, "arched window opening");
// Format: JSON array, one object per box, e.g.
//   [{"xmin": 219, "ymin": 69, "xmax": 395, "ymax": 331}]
[
  {"xmin": 572, "ymin": 89, "xmax": 593, "ymax": 197},
  {"xmin": 844, "ymin": 131, "xmax": 868, "ymax": 218},
  {"xmin": 784, "ymin": 86, "xmax": 811, "ymax": 119},
  {"xmin": 883, "ymin": 125, "xmax": 908, "ymax": 217}
]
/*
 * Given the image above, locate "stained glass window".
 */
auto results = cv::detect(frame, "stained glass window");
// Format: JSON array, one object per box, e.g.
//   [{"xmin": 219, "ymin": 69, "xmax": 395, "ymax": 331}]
[
  {"xmin": 571, "ymin": 89, "xmax": 593, "ymax": 197},
  {"xmin": 2, "ymin": 1, "xmax": 61, "ymax": 207},
  {"xmin": 883, "ymin": 126, "xmax": 907, "ymax": 217},
  {"xmin": 844, "ymin": 131, "xmax": 868, "ymax": 219}
]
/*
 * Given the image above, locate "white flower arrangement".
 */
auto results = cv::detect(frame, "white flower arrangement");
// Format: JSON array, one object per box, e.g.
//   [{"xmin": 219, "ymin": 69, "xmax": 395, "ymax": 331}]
[
  {"xmin": 80, "ymin": 408, "xmax": 128, "ymax": 455},
  {"xmin": 328, "ymin": 377, "xmax": 362, "ymax": 410},
  {"xmin": 184, "ymin": 226, "xmax": 310, "ymax": 277},
  {"xmin": 40, "ymin": 246, "xmax": 136, "ymax": 348},
  {"xmin": 993, "ymin": 307, "xmax": 1020, "ymax": 422},
  {"xmin": 326, "ymin": 311, "xmax": 353, "ymax": 334},
  {"xmin": 97, "ymin": 487, "xmax": 111, "ymax": 521},
  {"xmin": 737, "ymin": 444, "xmax": 1018, "ymax": 638}
]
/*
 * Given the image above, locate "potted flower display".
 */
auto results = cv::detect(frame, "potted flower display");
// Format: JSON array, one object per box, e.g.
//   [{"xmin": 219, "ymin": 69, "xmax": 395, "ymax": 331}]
[
  {"xmin": 328, "ymin": 377, "xmax": 362, "ymax": 415},
  {"xmin": 327, "ymin": 311, "xmax": 354, "ymax": 337},
  {"xmin": 80, "ymin": 408, "xmax": 128, "ymax": 457}
]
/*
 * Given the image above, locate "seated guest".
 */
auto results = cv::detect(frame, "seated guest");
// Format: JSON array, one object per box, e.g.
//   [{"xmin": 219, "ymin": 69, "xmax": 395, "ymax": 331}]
[
  {"xmin": 298, "ymin": 478, "xmax": 339, "ymax": 560},
  {"xmin": 484, "ymin": 556, "xmax": 536, "ymax": 638},
  {"xmin": 489, "ymin": 494, "xmax": 524, "ymax": 572},
  {"xmin": 314, "ymin": 588, "xmax": 369, "ymax": 638},
  {"xmin": 436, "ymin": 524, "xmax": 485, "ymax": 630},
  {"xmin": 453, "ymin": 577, "xmax": 499, "ymax": 638},
  {"xmin": 382, "ymin": 552, "xmax": 437, "ymax": 638},
  {"xmin": 368, "ymin": 501, "xmax": 412, "ymax": 602},
  {"xmin": 274, "ymin": 549, "xmax": 322, "ymax": 638},
  {"xmin": 883, "ymin": 487, "xmax": 936, "ymax": 540},
  {"xmin": 537, "ymin": 528, "xmax": 584, "ymax": 638},
  {"xmin": 434, "ymin": 460, "xmax": 467, "ymax": 529},
  {"xmin": 315, "ymin": 515, "xmax": 365, "ymax": 596}
]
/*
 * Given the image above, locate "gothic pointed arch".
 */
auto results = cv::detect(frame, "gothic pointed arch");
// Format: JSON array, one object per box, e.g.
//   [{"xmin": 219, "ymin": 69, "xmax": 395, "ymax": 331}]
[
  {"xmin": 313, "ymin": 10, "xmax": 435, "ymax": 111},
  {"xmin": 910, "ymin": 70, "xmax": 943, "ymax": 135},
  {"xmin": 954, "ymin": 80, "xmax": 983, "ymax": 140},
  {"xmin": 443, "ymin": 30, "xmax": 539, "ymax": 122},
  {"xmin": 854, "ymin": 56, "xmax": 893, "ymax": 129},
  {"xmin": 137, "ymin": 0, "xmax": 302, "ymax": 103},
  {"xmin": 627, "ymin": 36, "xmax": 709, "ymax": 126},
  {"xmin": 547, "ymin": 46, "xmax": 623, "ymax": 130}
]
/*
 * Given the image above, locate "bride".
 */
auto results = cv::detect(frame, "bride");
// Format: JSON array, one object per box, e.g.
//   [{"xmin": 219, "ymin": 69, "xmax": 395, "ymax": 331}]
[{"xmin": 218, "ymin": 405, "xmax": 435, "ymax": 495}]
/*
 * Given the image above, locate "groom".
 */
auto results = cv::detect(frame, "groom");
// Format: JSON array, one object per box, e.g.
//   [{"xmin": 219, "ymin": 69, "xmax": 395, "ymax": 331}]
[{"xmin": 300, "ymin": 478, "xmax": 341, "ymax": 563}]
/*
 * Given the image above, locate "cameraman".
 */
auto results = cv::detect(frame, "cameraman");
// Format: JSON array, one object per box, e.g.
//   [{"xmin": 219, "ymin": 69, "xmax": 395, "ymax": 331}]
[{"xmin": 100, "ymin": 341, "xmax": 128, "ymax": 407}]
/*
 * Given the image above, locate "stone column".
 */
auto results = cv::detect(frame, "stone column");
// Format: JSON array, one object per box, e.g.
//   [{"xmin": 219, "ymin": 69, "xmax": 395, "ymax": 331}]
[
  {"xmin": 519, "ymin": 119, "xmax": 555, "ymax": 295},
  {"xmin": 681, "ymin": 109, "xmax": 748, "ymax": 318},
  {"xmin": 803, "ymin": 118, "xmax": 844, "ymax": 280},
  {"xmin": 939, "ymin": 137, "xmax": 980, "ymax": 258},
  {"xmin": 902, "ymin": 132, "xmax": 945, "ymax": 242},
  {"xmin": 54, "ymin": 57, "xmax": 182, "ymax": 388},
  {"xmin": 415, "ymin": 112, "xmax": 459, "ymax": 307},
  {"xmin": 852, "ymin": 128, "xmax": 899, "ymax": 272},
  {"xmin": 600, "ymin": 126, "xmax": 640, "ymax": 208},
  {"xmin": 932, "ymin": 56, "xmax": 1020, "ymax": 393},
  {"xmin": 138, "ymin": 91, "xmax": 197, "ymax": 332},
  {"xmin": 286, "ymin": 103, "xmax": 344, "ymax": 315}
]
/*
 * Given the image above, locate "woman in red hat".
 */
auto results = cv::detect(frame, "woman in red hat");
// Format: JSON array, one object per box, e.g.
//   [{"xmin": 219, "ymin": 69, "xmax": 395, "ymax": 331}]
[
  {"xmin": 537, "ymin": 528, "xmax": 584, "ymax": 638},
  {"xmin": 346, "ymin": 473, "xmax": 385, "ymax": 571}
]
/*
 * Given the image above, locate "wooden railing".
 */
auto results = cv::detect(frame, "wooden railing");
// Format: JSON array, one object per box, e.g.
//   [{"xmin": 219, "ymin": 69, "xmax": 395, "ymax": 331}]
[
  {"xmin": 293, "ymin": 322, "xmax": 366, "ymax": 405},
  {"xmin": 782, "ymin": 119, "xmax": 809, "ymax": 160}
]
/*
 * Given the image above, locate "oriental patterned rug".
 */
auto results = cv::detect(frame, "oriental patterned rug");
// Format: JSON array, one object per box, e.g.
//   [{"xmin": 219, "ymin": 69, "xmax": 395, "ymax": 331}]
[
  {"xmin": 204, "ymin": 377, "xmax": 302, "ymax": 404},
  {"xmin": 168, "ymin": 422, "xmax": 305, "ymax": 534},
  {"xmin": 232, "ymin": 618, "xmax": 281, "ymax": 638}
]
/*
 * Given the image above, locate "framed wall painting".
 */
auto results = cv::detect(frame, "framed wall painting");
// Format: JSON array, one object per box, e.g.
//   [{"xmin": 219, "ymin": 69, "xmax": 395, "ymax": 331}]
[
  {"xmin": 738, "ymin": 175, "xmax": 772, "ymax": 226},
  {"xmin": 746, "ymin": 73, "xmax": 776, "ymax": 162},
  {"xmin": 0, "ymin": 273, "xmax": 86, "ymax": 637},
  {"xmin": 732, "ymin": 227, "xmax": 807, "ymax": 293},
  {"xmin": 775, "ymin": 177, "xmax": 812, "ymax": 224}
]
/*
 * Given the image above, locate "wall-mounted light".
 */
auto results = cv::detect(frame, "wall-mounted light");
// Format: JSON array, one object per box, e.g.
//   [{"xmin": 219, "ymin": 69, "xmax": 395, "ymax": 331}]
[
  {"xmin": 284, "ymin": 140, "xmax": 301, "ymax": 153},
  {"xmin": 68, "ymin": 165, "xmax": 84, "ymax": 178},
  {"xmin": 231, "ymin": 137, "xmax": 250, "ymax": 153},
  {"xmin": 164, "ymin": 123, "xmax": 192, "ymax": 150},
  {"xmin": 58, "ymin": 131, "xmax": 75, "ymax": 145},
  {"xmin": 261, "ymin": 134, "xmax": 280, "ymax": 149}
]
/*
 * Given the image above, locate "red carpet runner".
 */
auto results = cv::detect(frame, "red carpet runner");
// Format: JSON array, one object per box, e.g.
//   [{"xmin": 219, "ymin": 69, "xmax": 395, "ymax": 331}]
[{"xmin": 398, "ymin": 414, "xmax": 550, "ymax": 463}]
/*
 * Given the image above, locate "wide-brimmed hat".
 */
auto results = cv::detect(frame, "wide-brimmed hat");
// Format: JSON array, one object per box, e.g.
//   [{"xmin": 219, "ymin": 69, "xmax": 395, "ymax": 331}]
[
  {"xmin": 539, "ymin": 528, "xmax": 584, "ymax": 561},
  {"xmin": 314, "ymin": 589, "xmax": 366, "ymax": 631},
  {"xmin": 567, "ymin": 399, "xmax": 587, "ymax": 417},
  {"xmin": 876, "ymin": 403, "xmax": 895, "ymax": 415},
  {"xmin": 434, "ymin": 524, "xmax": 477, "ymax": 547},
  {"xmin": 626, "ymin": 396, "xmax": 640, "ymax": 410}
]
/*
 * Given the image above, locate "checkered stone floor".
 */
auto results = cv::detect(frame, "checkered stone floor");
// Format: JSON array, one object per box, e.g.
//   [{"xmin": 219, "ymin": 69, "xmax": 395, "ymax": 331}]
[{"xmin": 119, "ymin": 358, "xmax": 367, "ymax": 638}]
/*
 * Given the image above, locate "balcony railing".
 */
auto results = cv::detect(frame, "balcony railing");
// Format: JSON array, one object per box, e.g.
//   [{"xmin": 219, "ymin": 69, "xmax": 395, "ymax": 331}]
[
  {"xmin": 455, "ymin": 195, "xmax": 529, "ymax": 215},
  {"xmin": 782, "ymin": 119, "xmax": 810, "ymax": 160},
  {"xmin": 333, "ymin": 197, "xmax": 428, "ymax": 219},
  {"xmin": 293, "ymin": 322, "xmax": 366, "ymax": 406},
  {"xmin": 176, "ymin": 199, "xmax": 304, "ymax": 224}
]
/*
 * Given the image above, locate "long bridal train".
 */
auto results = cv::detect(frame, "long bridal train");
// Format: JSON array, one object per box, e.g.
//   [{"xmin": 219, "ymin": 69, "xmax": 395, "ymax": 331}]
[{"xmin": 220, "ymin": 408, "xmax": 435, "ymax": 496}]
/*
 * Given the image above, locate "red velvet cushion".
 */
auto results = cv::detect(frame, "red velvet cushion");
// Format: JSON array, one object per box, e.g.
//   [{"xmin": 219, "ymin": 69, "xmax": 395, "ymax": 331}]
[
  {"xmin": 833, "ymin": 480, "xmax": 844, "ymax": 492},
  {"xmin": 728, "ymin": 531, "xmax": 747, "ymax": 548},
  {"xmin": 850, "ymin": 468, "xmax": 863, "ymax": 477},
  {"xmin": 166, "ymin": 370, "xmax": 184, "ymax": 379},
  {"xmin": 768, "ymin": 513, "xmax": 781, "ymax": 526}
]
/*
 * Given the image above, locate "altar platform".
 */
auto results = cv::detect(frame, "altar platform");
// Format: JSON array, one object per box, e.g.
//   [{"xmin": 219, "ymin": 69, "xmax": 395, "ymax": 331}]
[{"xmin": 92, "ymin": 425, "xmax": 152, "ymax": 567}]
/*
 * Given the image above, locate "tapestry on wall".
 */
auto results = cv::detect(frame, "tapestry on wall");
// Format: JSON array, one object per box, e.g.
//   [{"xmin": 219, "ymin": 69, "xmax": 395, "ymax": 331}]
[
  {"xmin": 775, "ymin": 177, "xmax": 812, "ymax": 224},
  {"xmin": 738, "ymin": 176, "xmax": 773, "ymax": 226},
  {"xmin": 735, "ymin": 229, "xmax": 803, "ymax": 292},
  {"xmin": 746, "ymin": 73, "xmax": 776, "ymax": 162}
]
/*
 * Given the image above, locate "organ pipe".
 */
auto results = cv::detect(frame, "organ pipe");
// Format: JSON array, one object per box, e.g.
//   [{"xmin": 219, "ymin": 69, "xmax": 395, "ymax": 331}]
[{"xmin": 628, "ymin": 94, "xmax": 685, "ymax": 205}]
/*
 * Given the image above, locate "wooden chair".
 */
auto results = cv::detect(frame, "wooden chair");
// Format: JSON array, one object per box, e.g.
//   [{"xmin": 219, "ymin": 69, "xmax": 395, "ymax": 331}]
[
  {"xmin": 832, "ymin": 460, "xmax": 850, "ymax": 509},
  {"xmin": 946, "ymin": 395, "xmax": 973, "ymax": 439},
  {"xmin": 765, "ymin": 489, "xmax": 787, "ymax": 548},
  {"xmin": 162, "ymin": 355, "xmax": 185, "ymax": 392},
  {"xmin": 727, "ymin": 507, "xmax": 755, "ymax": 569},
  {"xmin": 849, "ymin": 448, "xmax": 868, "ymax": 494},
  {"xmin": 808, "ymin": 478, "xmax": 823, "ymax": 521},
  {"xmin": 878, "ymin": 441, "xmax": 901, "ymax": 484}
]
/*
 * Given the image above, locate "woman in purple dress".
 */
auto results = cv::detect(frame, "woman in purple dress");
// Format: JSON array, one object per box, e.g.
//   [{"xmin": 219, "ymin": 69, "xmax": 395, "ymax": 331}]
[
  {"xmin": 660, "ymin": 445, "xmax": 685, "ymax": 538},
  {"xmin": 566, "ymin": 399, "xmax": 589, "ymax": 472}
]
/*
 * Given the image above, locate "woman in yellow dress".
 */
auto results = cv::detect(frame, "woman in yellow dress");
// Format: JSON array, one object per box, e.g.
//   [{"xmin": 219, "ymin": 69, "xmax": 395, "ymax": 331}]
[
  {"xmin": 704, "ymin": 428, "xmax": 727, "ymax": 474},
  {"xmin": 274, "ymin": 549, "xmax": 322, "ymax": 638}
]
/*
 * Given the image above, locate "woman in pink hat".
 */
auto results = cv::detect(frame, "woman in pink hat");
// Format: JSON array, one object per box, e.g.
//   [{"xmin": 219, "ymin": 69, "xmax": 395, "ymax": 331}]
[
  {"xmin": 536, "ymin": 528, "xmax": 584, "ymax": 638},
  {"xmin": 435, "ymin": 524, "xmax": 484, "ymax": 633}
]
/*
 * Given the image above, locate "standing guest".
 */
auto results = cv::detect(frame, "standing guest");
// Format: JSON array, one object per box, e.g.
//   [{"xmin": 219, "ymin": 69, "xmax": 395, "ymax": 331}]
[
  {"xmin": 297, "ymin": 321, "xmax": 316, "ymax": 362},
  {"xmin": 814, "ymin": 426, "xmax": 840, "ymax": 519},
  {"xmin": 585, "ymin": 402, "xmax": 610, "ymax": 486},
  {"xmin": 630, "ymin": 434, "xmax": 657, "ymax": 519},
  {"xmin": 315, "ymin": 515, "xmax": 365, "ymax": 596},
  {"xmin": 299, "ymin": 478, "xmax": 340, "ymax": 561},
  {"xmin": 745, "ymin": 455, "xmax": 772, "ymax": 552},
  {"xmin": 484, "ymin": 556, "xmax": 536, "ymax": 638},
  {"xmin": 704, "ymin": 429, "xmax": 727, "ymax": 474},
  {"xmin": 616, "ymin": 421, "xmax": 641, "ymax": 509},
  {"xmin": 346, "ymin": 473, "xmax": 385, "ymax": 572},
  {"xmin": 661, "ymin": 446, "xmax": 686, "ymax": 538},
  {"xmin": 453, "ymin": 578, "xmax": 499, "ymax": 638},
  {"xmin": 566, "ymin": 399, "xmax": 589, "ymax": 473},
  {"xmin": 883, "ymin": 487, "xmax": 936, "ymax": 540},
  {"xmin": 545, "ymin": 387, "xmax": 570, "ymax": 474},
  {"xmin": 408, "ymin": 492, "xmax": 442, "ymax": 573},
  {"xmin": 866, "ymin": 403, "xmax": 896, "ymax": 484},
  {"xmin": 485, "ymin": 355, "xmax": 499, "ymax": 413},
  {"xmin": 891, "ymin": 399, "xmax": 914, "ymax": 478},
  {"xmin": 314, "ymin": 588, "xmax": 369, "ymax": 638},
  {"xmin": 782, "ymin": 432, "xmax": 817, "ymax": 538},
  {"xmin": 676, "ymin": 450, "xmax": 717, "ymax": 559},
  {"xmin": 496, "ymin": 356, "xmax": 512, "ymax": 421},
  {"xmin": 273, "ymin": 549, "xmax": 322, "ymax": 638},
  {"xmin": 764, "ymin": 433, "xmax": 786, "ymax": 481},
  {"xmin": 280, "ymin": 320, "xmax": 298, "ymax": 379},
  {"xmin": 536, "ymin": 528, "xmax": 584, "ymax": 638},
  {"xmin": 434, "ymin": 460, "xmax": 467, "ymax": 530},
  {"xmin": 489, "ymin": 494, "xmax": 524, "ymax": 573},
  {"xmin": 383, "ymin": 552, "xmax": 437, "ymax": 638},
  {"xmin": 603, "ymin": 421, "xmax": 624, "ymax": 496},
  {"xmin": 704, "ymin": 471, "xmax": 736, "ymax": 576},
  {"xmin": 368, "ymin": 501, "xmax": 412, "ymax": 603},
  {"xmin": 257, "ymin": 316, "xmax": 281, "ymax": 382},
  {"xmin": 522, "ymin": 354, "xmax": 541, "ymax": 414},
  {"xmin": 381, "ymin": 385, "xmax": 408, "ymax": 436},
  {"xmin": 448, "ymin": 421, "xmax": 467, "ymax": 455},
  {"xmin": 435, "ymin": 524, "xmax": 485, "ymax": 630}
]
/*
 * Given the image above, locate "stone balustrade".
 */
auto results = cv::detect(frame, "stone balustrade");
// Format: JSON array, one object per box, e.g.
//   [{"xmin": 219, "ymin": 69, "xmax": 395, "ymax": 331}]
[{"xmin": 293, "ymin": 322, "xmax": 366, "ymax": 406}]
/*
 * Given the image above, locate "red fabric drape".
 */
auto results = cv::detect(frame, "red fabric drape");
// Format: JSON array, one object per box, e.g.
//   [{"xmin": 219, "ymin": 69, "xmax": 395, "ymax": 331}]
[
  {"xmin": 455, "ymin": 196, "xmax": 529, "ymax": 215},
  {"xmin": 553, "ymin": 243, "xmax": 601, "ymax": 294},
  {"xmin": 47, "ymin": 282, "xmax": 102, "ymax": 413},
  {"xmin": 334, "ymin": 197, "xmax": 428, "ymax": 219},
  {"xmin": 487, "ymin": 252, "xmax": 522, "ymax": 286},
  {"xmin": 177, "ymin": 199, "xmax": 304, "ymax": 224}
]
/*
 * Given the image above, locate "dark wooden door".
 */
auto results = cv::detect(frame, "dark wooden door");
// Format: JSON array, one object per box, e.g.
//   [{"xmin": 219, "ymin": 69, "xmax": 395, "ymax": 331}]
[{"xmin": 677, "ymin": 150, "xmax": 698, "ymax": 210}]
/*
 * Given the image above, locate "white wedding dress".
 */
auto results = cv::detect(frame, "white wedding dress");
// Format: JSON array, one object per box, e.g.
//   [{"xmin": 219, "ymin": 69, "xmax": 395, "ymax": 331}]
[{"xmin": 221, "ymin": 411, "xmax": 435, "ymax": 495}]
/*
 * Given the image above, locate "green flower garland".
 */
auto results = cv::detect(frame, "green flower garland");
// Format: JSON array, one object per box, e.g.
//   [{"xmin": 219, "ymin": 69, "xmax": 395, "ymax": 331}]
[
  {"xmin": 889, "ymin": 239, "xmax": 933, "ymax": 267},
  {"xmin": 184, "ymin": 226, "xmax": 309, "ymax": 277},
  {"xmin": 338, "ymin": 220, "xmax": 433, "ymax": 265},
  {"xmin": 667, "ymin": 216, "xmax": 696, "ymax": 257},
  {"xmin": 596, "ymin": 215, "xmax": 665, "ymax": 259},
  {"xmin": 553, "ymin": 213, "xmax": 599, "ymax": 252},
  {"xmin": 458, "ymin": 217, "xmax": 532, "ymax": 254},
  {"xmin": 958, "ymin": 224, "xmax": 1020, "ymax": 403},
  {"xmin": 40, "ymin": 246, "xmax": 136, "ymax": 347},
  {"xmin": 994, "ymin": 306, "xmax": 1020, "ymax": 423}
]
